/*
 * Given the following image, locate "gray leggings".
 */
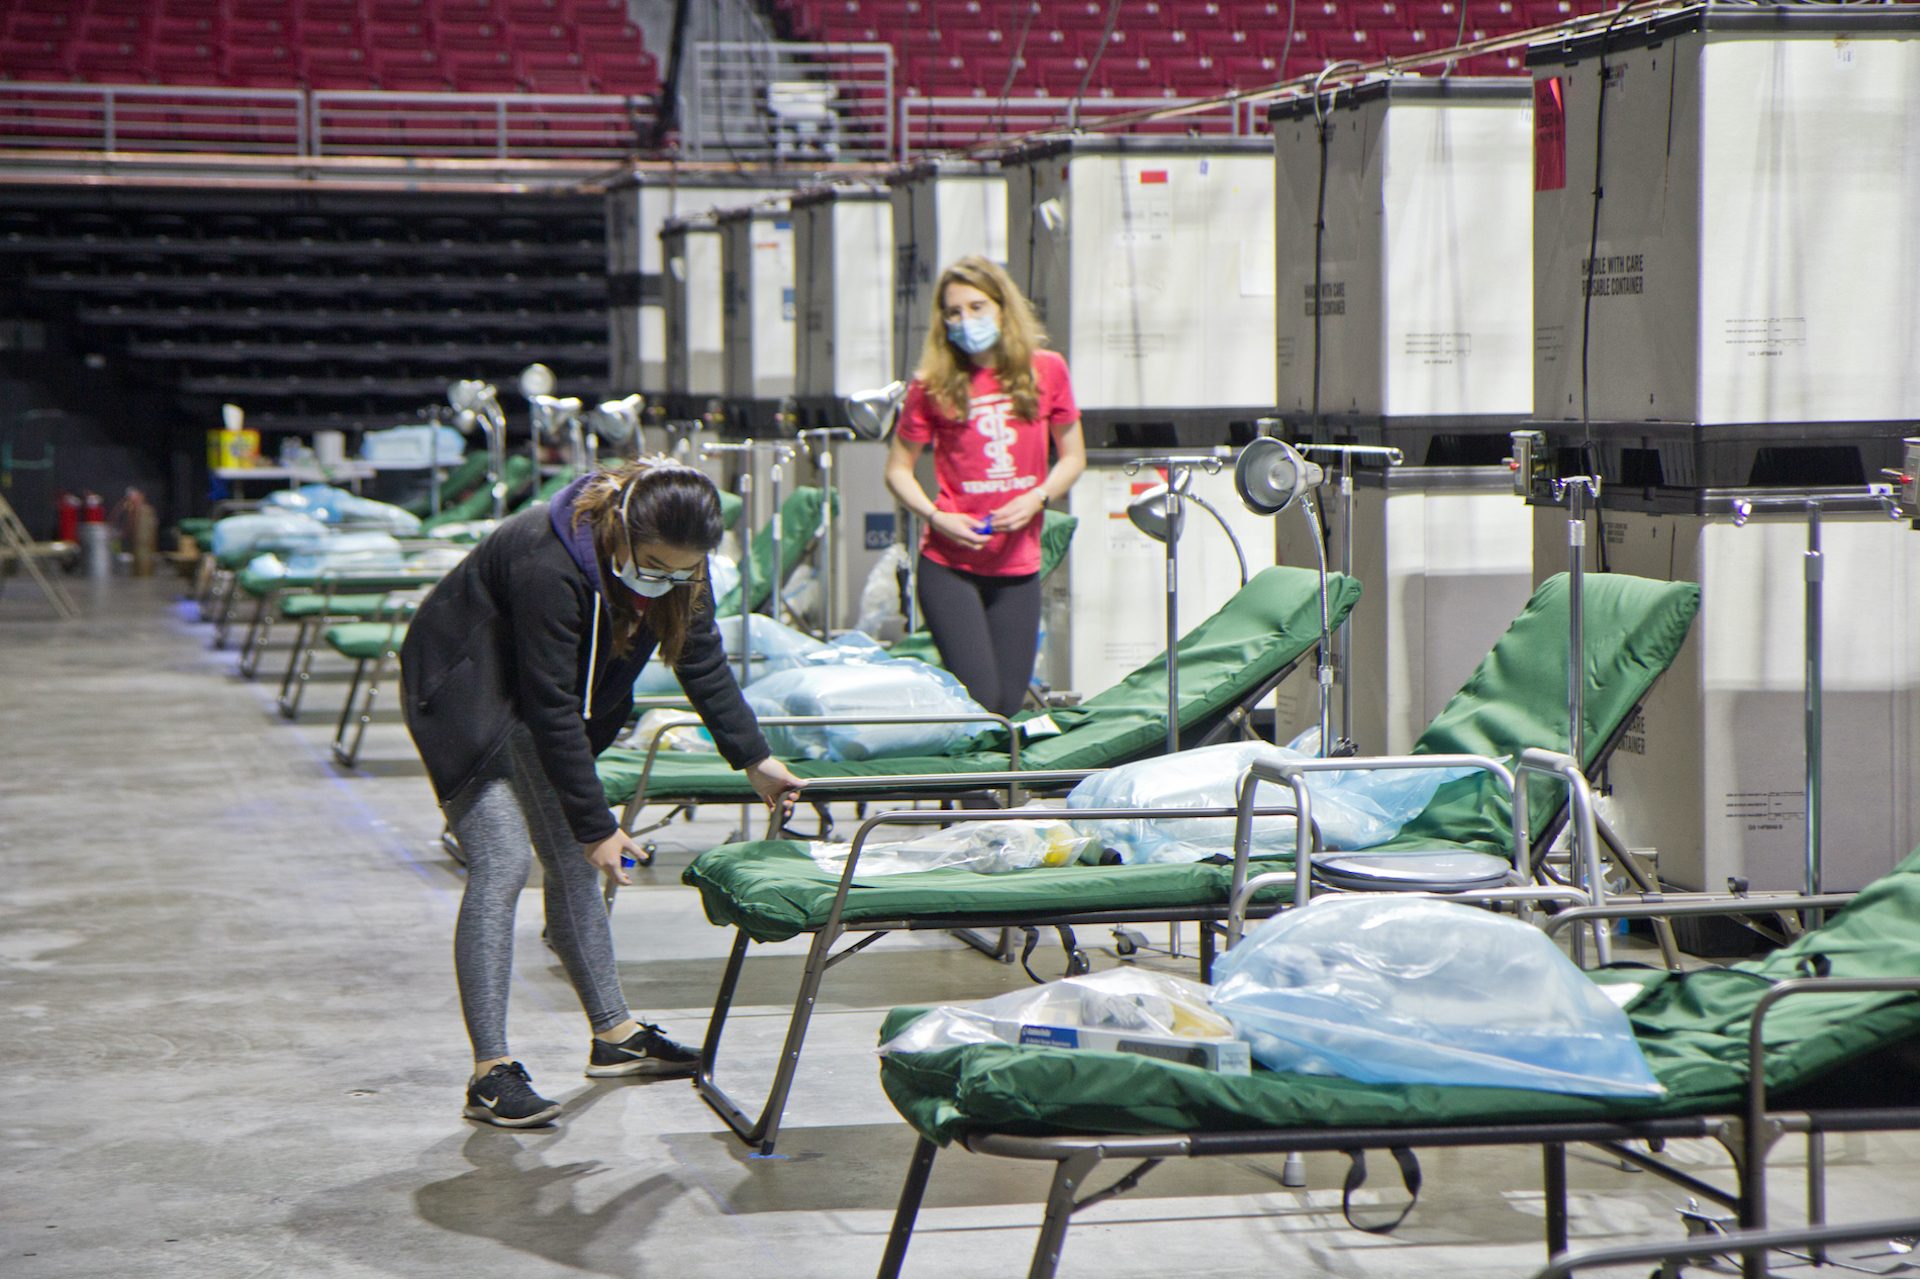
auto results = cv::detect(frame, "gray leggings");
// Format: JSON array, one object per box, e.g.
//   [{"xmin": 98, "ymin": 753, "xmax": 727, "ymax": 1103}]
[{"xmin": 444, "ymin": 725, "xmax": 628, "ymax": 1062}]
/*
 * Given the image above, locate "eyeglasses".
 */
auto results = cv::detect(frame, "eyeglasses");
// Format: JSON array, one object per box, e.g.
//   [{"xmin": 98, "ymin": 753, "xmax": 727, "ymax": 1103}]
[{"xmin": 626, "ymin": 565, "xmax": 700, "ymax": 585}]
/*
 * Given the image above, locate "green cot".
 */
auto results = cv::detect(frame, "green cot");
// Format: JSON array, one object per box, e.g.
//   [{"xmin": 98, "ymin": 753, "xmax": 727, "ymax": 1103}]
[
  {"xmin": 874, "ymin": 847, "xmax": 1920, "ymax": 1279},
  {"xmin": 673, "ymin": 572, "xmax": 1698, "ymax": 1156}
]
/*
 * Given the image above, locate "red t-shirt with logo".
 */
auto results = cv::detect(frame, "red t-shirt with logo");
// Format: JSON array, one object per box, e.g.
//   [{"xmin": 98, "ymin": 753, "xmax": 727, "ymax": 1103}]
[{"xmin": 896, "ymin": 349, "xmax": 1078, "ymax": 577}]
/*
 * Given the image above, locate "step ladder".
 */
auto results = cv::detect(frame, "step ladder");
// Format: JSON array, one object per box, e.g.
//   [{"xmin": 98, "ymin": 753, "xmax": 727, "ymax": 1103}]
[{"xmin": 0, "ymin": 491, "xmax": 79, "ymax": 620}]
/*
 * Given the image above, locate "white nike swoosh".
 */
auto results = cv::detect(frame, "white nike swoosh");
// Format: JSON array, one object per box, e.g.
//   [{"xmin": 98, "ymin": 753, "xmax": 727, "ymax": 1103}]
[{"xmin": 477, "ymin": 1094, "xmax": 499, "ymax": 1109}]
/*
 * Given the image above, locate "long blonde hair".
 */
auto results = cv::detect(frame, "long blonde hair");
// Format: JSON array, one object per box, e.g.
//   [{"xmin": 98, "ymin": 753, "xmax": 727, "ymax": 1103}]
[
  {"xmin": 569, "ymin": 459, "xmax": 725, "ymax": 664},
  {"xmin": 914, "ymin": 255, "xmax": 1048, "ymax": 423}
]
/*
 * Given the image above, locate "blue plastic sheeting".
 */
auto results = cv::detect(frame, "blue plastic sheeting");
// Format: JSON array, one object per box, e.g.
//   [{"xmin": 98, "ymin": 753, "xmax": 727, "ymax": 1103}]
[{"xmin": 1212, "ymin": 897, "xmax": 1663, "ymax": 1097}]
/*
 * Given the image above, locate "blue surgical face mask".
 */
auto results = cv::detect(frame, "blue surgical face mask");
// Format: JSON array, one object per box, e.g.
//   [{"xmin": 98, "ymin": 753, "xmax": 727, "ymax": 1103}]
[
  {"xmin": 946, "ymin": 314, "xmax": 1000, "ymax": 355},
  {"xmin": 611, "ymin": 559, "xmax": 698, "ymax": 599}
]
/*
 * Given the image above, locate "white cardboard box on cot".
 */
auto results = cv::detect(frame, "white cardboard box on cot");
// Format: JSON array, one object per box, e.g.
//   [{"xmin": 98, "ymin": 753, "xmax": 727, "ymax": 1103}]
[{"xmin": 999, "ymin": 1020, "xmax": 1253, "ymax": 1075}]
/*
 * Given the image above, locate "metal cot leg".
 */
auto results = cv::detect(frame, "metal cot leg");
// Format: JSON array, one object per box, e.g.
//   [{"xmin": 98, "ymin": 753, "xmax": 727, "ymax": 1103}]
[
  {"xmin": 695, "ymin": 922, "xmax": 843, "ymax": 1155},
  {"xmin": 277, "ymin": 618, "xmax": 316, "ymax": 718},
  {"xmin": 1543, "ymin": 1142, "xmax": 1569, "ymax": 1258},
  {"xmin": 876, "ymin": 1137, "xmax": 939, "ymax": 1278},
  {"xmin": 332, "ymin": 652, "xmax": 387, "ymax": 768},
  {"xmin": 1028, "ymin": 1149, "xmax": 1104, "ymax": 1279}
]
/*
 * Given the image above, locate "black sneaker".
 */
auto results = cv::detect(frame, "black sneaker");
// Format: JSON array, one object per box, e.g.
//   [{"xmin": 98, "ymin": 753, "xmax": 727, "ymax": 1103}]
[
  {"xmin": 586, "ymin": 1022, "xmax": 702, "ymax": 1079},
  {"xmin": 463, "ymin": 1061, "xmax": 561, "ymax": 1128}
]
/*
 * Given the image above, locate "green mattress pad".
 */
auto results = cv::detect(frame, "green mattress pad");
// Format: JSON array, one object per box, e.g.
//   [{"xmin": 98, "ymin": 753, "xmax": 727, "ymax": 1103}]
[
  {"xmin": 324, "ymin": 621, "xmax": 408, "ymax": 661},
  {"xmin": 716, "ymin": 487, "xmax": 839, "ymax": 617},
  {"xmin": 419, "ymin": 455, "xmax": 536, "ymax": 531},
  {"xmin": 280, "ymin": 592, "xmax": 415, "ymax": 620},
  {"xmin": 598, "ymin": 565, "xmax": 1357, "ymax": 807},
  {"xmin": 880, "ymin": 847, "xmax": 1920, "ymax": 1146},
  {"xmin": 684, "ymin": 838, "xmax": 1297, "ymax": 945},
  {"xmin": 1381, "ymin": 573, "xmax": 1700, "ymax": 860},
  {"xmin": 402, "ymin": 453, "xmax": 491, "ymax": 518}
]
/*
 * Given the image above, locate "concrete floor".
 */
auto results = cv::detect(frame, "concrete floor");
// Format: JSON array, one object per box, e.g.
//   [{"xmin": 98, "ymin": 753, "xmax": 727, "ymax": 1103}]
[{"xmin": 3, "ymin": 576, "xmax": 1917, "ymax": 1278}]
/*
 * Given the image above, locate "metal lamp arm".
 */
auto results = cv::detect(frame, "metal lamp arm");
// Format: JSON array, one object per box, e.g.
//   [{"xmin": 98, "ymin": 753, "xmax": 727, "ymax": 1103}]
[{"xmin": 1182, "ymin": 491, "xmax": 1248, "ymax": 588}]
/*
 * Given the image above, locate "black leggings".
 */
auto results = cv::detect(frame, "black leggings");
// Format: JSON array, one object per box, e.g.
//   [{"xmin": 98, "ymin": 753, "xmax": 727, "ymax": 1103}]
[{"xmin": 915, "ymin": 555, "xmax": 1041, "ymax": 719}]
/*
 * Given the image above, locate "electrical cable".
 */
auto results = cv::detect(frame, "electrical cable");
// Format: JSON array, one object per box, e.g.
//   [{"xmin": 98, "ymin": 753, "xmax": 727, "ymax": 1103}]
[
  {"xmin": 989, "ymin": 0, "xmax": 1041, "ymax": 143},
  {"xmin": 1276, "ymin": 0, "xmax": 1300, "ymax": 84},
  {"xmin": 1441, "ymin": 0, "xmax": 1471, "ymax": 77},
  {"xmin": 1070, "ymin": 0, "xmax": 1126, "ymax": 122}
]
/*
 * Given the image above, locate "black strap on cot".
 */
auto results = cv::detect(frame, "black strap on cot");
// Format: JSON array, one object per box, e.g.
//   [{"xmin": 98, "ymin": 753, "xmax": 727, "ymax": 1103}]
[
  {"xmin": 1018, "ymin": 926, "xmax": 1085, "ymax": 983},
  {"xmin": 1341, "ymin": 1147, "xmax": 1423, "ymax": 1234}
]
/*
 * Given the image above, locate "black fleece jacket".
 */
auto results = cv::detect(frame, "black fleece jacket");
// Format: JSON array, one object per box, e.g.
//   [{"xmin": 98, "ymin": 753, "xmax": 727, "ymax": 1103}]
[{"xmin": 400, "ymin": 500, "xmax": 770, "ymax": 845}]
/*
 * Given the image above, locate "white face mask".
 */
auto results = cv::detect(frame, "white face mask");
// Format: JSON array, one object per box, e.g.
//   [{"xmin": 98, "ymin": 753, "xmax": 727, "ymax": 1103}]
[{"xmin": 610, "ymin": 559, "xmax": 697, "ymax": 598}]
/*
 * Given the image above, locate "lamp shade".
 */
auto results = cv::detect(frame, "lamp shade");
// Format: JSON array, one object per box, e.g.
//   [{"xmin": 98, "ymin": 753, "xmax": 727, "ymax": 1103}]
[
  {"xmin": 845, "ymin": 380, "xmax": 907, "ymax": 440},
  {"xmin": 518, "ymin": 362, "xmax": 556, "ymax": 399},
  {"xmin": 1234, "ymin": 436, "xmax": 1324, "ymax": 515},
  {"xmin": 1126, "ymin": 468, "xmax": 1192, "ymax": 543},
  {"xmin": 592, "ymin": 394, "xmax": 642, "ymax": 445}
]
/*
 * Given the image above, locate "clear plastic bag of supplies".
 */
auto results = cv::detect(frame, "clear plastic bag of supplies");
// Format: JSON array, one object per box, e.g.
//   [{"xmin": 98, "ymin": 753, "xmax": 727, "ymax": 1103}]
[
  {"xmin": 878, "ymin": 968, "xmax": 1247, "ymax": 1073},
  {"xmin": 745, "ymin": 657, "xmax": 992, "ymax": 761},
  {"xmin": 854, "ymin": 542, "xmax": 913, "ymax": 640},
  {"xmin": 630, "ymin": 707, "xmax": 716, "ymax": 754},
  {"xmin": 264, "ymin": 484, "xmax": 421, "ymax": 535},
  {"xmin": 807, "ymin": 818, "xmax": 1092, "ymax": 877},
  {"xmin": 210, "ymin": 510, "xmax": 328, "ymax": 562},
  {"xmin": 1065, "ymin": 737, "xmax": 1478, "ymax": 865},
  {"xmin": 707, "ymin": 553, "xmax": 739, "ymax": 609},
  {"xmin": 1211, "ymin": 896, "xmax": 1663, "ymax": 1097},
  {"xmin": 633, "ymin": 611, "xmax": 826, "ymax": 698}
]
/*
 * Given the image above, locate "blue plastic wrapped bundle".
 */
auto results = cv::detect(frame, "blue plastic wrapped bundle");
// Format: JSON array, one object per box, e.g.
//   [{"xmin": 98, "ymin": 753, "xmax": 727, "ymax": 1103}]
[
  {"xmin": 1212, "ymin": 896, "xmax": 1663, "ymax": 1097},
  {"xmin": 1065, "ymin": 739, "xmax": 1476, "ymax": 865},
  {"xmin": 745, "ymin": 658, "xmax": 992, "ymax": 761},
  {"xmin": 360, "ymin": 425, "xmax": 464, "ymax": 465},
  {"xmin": 264, "ymin": 484, "xmax": 421, "ymax": 535},
  {"xmin": 633, "ymin": 611, "xmax": 829, "ymax": 697},
  {"xmin": 210, "ymin": 510, "xmax": 329, "ymax": 562},
  {"xmin": 246, "ymin": 532, "xmax": 406, "ymax": 580}
]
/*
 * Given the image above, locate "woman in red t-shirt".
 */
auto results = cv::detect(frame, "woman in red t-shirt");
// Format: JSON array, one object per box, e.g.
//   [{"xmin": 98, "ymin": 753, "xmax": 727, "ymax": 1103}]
[{"xmin": 883, "ymin": 256, "xmax": 1086, "ymax": 717}]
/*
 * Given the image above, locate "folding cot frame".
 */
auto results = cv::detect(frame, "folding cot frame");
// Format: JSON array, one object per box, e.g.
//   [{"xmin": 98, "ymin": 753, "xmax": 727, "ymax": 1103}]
[
  {"xmin": 632, "ymin": 593, "xmax": 1318, "ymax": 929},
  {"xmin": 231, "ymin": 558, "xmax": 452, "ymax": 679},
  {"xmin": 611, "ymin": 609, "xmax": 1312, "ymax": 842},
  {"xmin": 327, "ymin": 606, "xmax": 424, "ymax": 769},
  {"xmin": 875, "ymin": 932, "xmax": 1920, "ymax": 1279},
  {"xmin": 686, "ymin": 744, "xmax": 1641, "ymax": 1157},
  {"xmin": 275, "ymin": 583, "xmax": 421, "ymax": 719}
]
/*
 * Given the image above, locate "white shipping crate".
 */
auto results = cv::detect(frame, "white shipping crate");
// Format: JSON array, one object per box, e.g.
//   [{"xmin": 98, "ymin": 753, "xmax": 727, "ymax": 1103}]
[
  {"xmin": 605, "ymin": 173, "xmax": 792, "ymax": 392},
  {"xmin": 1061, "ymin": 461, "xmax": 1279, "ymax": 699},
  {"xmin": 792, "ymin": 183, "xmax": 895, "ymax": 401},
  {"xmin": 662, "ymin": 212, "xmax": 724, "ymax": 399},
  {"xmin": 718, "ymin": 202, "xmax": 797, "ymax": 402},
  {"xmin": 1545, "ymin": 507, "xmax": 1920, "ymax": 893},
  {"xmin": 1004, "ymin": 137, "xmax": 1277, "ymax": 416},
  {"xmin": 1530, "ymin": 6, "xmax": 1920, "ymax": 426},
  {"xmin": 1272, "ymin": 79, "xmax": 1534, "ymax": 421},
  {"xmin": 887, "ymin": 157, "xmax": 1009, "ymax": 381},
  {"xmin": 1270, "ymin": 468, "xmax": 1537, "ymax": 755}
]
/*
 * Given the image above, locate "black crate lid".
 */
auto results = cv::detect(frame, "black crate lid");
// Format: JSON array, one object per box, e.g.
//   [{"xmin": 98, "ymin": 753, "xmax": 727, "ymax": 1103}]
[
  {"xmin": 1267, "ymin": 75, "xmax": 1531, "ymax": 123},
  {"xmin": 1527, "ymin": 3, "xmax": 1920, "ymax": 67}
]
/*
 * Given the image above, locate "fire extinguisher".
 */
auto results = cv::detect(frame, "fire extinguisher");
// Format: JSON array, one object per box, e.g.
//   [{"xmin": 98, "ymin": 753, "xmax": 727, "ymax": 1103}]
[
  {"xmin": 81, "ymin": 491, "xmax": 106, "ymax": 524},
  {"xmin": 56, "ymin": 491, "xmax": 80, "ymax": 543}
]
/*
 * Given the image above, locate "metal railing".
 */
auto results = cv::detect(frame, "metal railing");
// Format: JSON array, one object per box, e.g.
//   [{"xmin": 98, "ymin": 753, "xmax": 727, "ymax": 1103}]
[
  {"xmin": 0, "ymin": 77, "xmax": 1278, "ymax": 166},
  {"xmin": 0, "ymin": 81, "xmax": 656, "ymax": 160},
  {"xmin": 681, "ymin": 40, "xmax": 894, "ymax": 163},
  {"xmin": 311, "ymin": 90, "xmax": 653, "ymax": 159},
  {"xmin": 0, "ymin": 82, "xmax": 307, "ymax": 154},
  {"xmin": 897, "ymin": 93, "xmax": 1262, "ymax": 160}
]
